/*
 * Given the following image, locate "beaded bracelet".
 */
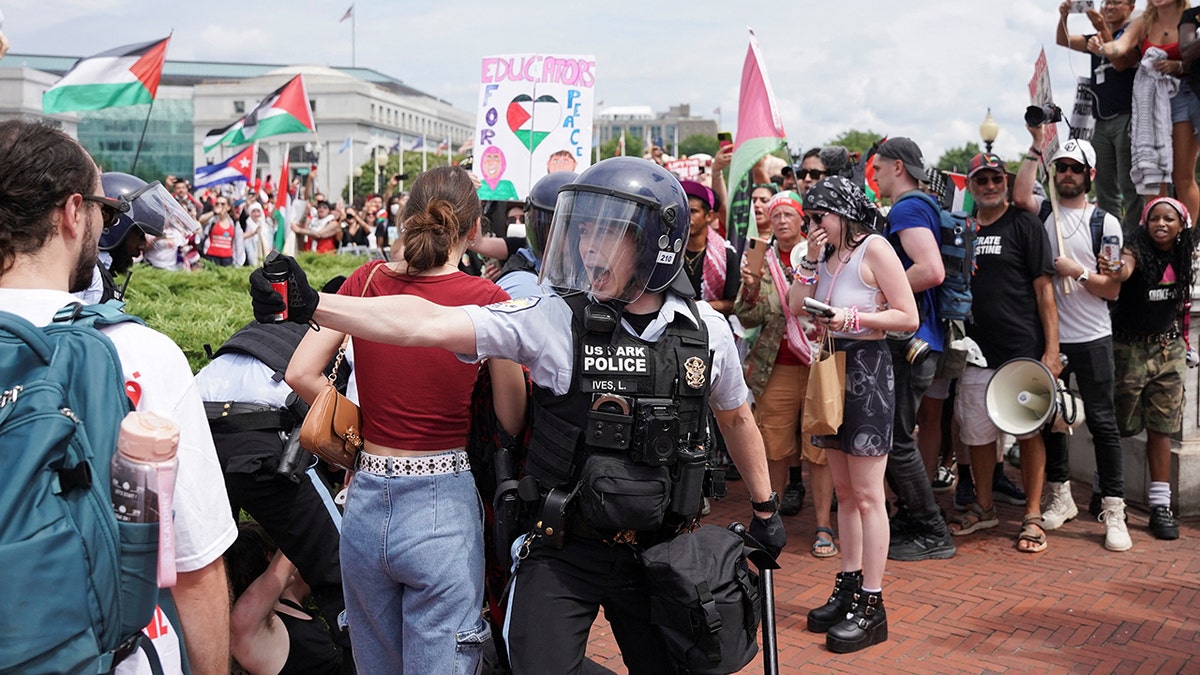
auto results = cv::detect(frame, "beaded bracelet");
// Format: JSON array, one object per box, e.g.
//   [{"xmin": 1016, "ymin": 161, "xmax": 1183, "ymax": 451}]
[
  {"xmin": 798, "ymin": 258, "xmax": 817, "ymax": 271},
  {"xmin": 850, "ymin": 305, "xmax": 861, "ymax": 333},
  {"xmin": 793, "ymin": 273, "xmax": 818, "ymax": 286}
]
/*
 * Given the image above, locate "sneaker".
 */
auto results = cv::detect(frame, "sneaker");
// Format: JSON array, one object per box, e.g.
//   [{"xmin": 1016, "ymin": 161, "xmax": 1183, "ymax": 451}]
[
  {"xmin": 780, "ymin": 481, "xmax": 805, "ymax": 516},
  {"xmin": 1041, "ymin": 481, "xmax": 1078, "ymax": 530},
  {"xmin": 1098, "ymin": 497, "xmax": 1132, "ymax": 552},
  {"xmin": 1004, "ymin": 442, "xmax": 1021, "ymax": 468},
  {"xmin": 1150, "ymin": 505, "xmax": 1180, "ymax": 540},
  {"xmin": 889, "ymin": 530, "xmax": 957, "ymax": 561},
  {"xmin": 992, "ymin": 470, "xmax": 1027, "ymax": 506},
  {"xmin": 954, "ymin": 477, "xmax": 976, "ymax": 511},
  {"xmin": 932, "ymin": 465, "xmax": 955, "ymax": 493}
]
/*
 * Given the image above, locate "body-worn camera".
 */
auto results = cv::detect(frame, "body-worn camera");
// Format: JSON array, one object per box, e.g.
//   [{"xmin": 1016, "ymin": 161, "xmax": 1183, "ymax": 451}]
[
  {"xmin": 1025, "ymin": 103, "xmax": 1063, "ymax": 127},
  {"xmin": 631, "ymin": 398, "xmax": 679, "ymax": 466}
]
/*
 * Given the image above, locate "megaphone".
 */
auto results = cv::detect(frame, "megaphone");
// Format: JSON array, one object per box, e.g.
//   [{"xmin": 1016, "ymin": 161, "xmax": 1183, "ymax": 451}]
[{"xmin": 985, "ymin": 357, "xmax": 1085, "ymax": 438}]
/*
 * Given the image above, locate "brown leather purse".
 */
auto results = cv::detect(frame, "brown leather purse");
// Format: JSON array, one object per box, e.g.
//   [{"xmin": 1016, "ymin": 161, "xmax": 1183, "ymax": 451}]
[
  {"xmin": 298, "ymin": 264, "xmax": 383, "ymax": 470},
  {"xmin": 299, "ymin": 335, "xmax": 362, "ymax": 470}
]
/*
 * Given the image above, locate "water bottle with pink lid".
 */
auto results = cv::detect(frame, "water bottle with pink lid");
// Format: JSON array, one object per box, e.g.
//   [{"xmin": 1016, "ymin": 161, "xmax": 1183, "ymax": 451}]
[{"xmin": 111, "ymin": 411, "xmax": 179, "ymax": 588}]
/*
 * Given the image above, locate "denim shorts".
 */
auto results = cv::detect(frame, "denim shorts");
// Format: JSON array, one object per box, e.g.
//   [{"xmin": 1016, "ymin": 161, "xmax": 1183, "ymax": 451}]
[{"xmin": 1170, "ymin": 84, "xmax": 1200, "ymax": 130}]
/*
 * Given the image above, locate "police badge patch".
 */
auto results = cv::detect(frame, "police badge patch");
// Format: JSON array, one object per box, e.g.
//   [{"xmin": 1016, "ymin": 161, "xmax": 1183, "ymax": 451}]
[
  {"xmin": 684, "ymin": 356, "xmax": 706, "ymax": 389},
  {"xmin": 489, "ymin": 296, "xmax": 541, "ymax": 313}
]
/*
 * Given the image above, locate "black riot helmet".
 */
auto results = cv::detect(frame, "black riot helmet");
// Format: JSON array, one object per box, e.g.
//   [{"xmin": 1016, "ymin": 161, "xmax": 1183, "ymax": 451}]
[
  {"xmin": 524, "ymin": 170, "xmax": 577, "ymax": 259},
  {"xmin": 539, "ymin": 157, "xmax": 689, "ymax": 304}
]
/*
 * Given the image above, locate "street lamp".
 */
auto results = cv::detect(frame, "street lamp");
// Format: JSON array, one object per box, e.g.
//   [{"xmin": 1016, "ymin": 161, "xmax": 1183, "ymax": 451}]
[{"xmin": 980, "ymin": 109, "xmax": 1000, "ymax": 153}]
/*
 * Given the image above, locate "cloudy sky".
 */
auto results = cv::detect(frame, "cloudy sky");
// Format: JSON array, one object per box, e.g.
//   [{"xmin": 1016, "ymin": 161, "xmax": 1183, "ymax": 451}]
[{"xmin": 5, "ymin": 0, "xmax": 1115, "ymax": 163}]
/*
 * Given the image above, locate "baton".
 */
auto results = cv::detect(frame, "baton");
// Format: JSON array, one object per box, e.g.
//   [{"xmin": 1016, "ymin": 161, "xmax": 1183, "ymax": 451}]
[{"xmin": 730, "ymin": 522, "xmax": 779, "ymax": 675}]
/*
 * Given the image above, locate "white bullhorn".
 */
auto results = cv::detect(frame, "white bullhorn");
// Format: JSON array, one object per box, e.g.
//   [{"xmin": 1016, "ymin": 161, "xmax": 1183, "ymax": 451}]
[{"xmin": 985, "ymin": 357, "xmax": 1085, "ymax": 438}]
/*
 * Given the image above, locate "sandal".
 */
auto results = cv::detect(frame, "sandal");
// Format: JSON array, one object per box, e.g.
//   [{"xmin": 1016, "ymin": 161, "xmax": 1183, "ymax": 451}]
[
  {"xmin": 1017, "ymin": 515, "xmax": 1048, "ymax": 553},
  {"xmin": 950, "ymin": 503, "xmax": 999, "ymax": 536},
  {"xmin": 812, "ymin": 527, "xmax": 839, "ymax": 558}
]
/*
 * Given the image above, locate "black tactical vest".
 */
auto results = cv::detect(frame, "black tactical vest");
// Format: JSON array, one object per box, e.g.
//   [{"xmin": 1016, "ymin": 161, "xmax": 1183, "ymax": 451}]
[{"xmin": 524, "ymin": 294, "xmax": 712, "ymax": 488}]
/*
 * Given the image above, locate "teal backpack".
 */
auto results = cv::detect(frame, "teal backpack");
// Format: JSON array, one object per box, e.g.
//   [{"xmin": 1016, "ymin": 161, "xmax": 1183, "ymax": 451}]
[{"xmin": 0, "ymin": 302, "xmax": 163, "ymax": 675}]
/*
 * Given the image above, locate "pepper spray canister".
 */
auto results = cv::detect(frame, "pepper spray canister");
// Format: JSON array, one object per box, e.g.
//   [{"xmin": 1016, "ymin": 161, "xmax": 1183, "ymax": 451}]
[{"xmin": 263, "ymin": 250, "xmax": 290, "ymax": 322}]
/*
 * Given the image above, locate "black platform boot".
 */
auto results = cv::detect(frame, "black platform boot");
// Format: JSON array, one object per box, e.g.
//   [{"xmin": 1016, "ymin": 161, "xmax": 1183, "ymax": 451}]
[
  {"xmin": 826, "ymin": 589, "xmax": 888, "ymax": 653},
  {"xmin": 806, "ymin": 570, "xmax": 862, "ymax": 633}
]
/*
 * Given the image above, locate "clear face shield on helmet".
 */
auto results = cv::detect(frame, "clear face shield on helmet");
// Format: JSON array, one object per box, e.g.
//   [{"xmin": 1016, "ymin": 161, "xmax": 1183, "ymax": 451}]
[
  {"xmin": 539, "ymin": 188, "xmax": 660, "ymax": 304},
  {"xmin": 122, "ymin": 181, "xmax": 199, "ymax": 240}
]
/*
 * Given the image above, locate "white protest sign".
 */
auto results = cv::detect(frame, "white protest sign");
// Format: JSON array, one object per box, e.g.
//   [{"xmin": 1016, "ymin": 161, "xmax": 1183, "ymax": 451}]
[{"xmin": 474, "ymin": 54, "xmax": 596, "ymax": 201}]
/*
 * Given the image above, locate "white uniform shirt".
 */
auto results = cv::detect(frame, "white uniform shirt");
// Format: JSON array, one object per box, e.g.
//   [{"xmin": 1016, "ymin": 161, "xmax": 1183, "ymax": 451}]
[
  {"xmin": 0, "ymin": 289, "xmax": 237, "ymax": 675},
  {"xmin": 1037, "ymin": 199, "xmax": 1122, "ymax": 343},
  {"xmin": 460, "ymin": 292, "xmax": 750, "ymax": 411}
]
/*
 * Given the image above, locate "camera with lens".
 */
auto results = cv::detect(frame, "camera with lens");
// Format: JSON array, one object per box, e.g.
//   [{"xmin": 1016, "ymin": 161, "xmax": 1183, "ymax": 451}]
[
  {"xmin": 1024, "ymin": 102, "xmax": 1063, "ymax": 127},
  {"xmin": 631, "ymin": 398, "xmax": 679, "ymax": 466},
  {"xmin": 905, "ymin": 335, "xmax": 932, "ymax": 366}
]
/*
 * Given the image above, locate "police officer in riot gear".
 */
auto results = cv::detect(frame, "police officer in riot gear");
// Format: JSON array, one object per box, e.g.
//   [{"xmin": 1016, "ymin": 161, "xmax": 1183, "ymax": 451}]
[
  {"xmin": 78, "ymin": 172, "xmax": 196, "ymax": 303},
  {"xmin": 493, "ymin": 170, "xmax": 578, "ymax": 298},
  {"xmin": 249, "ymin": 157, "xmax": 785, "ymax": 674}
]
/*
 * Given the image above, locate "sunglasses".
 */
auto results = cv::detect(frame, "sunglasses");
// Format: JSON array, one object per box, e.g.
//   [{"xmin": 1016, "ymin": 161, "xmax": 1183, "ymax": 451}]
[
  {"xmin": 80, "ymin": 194, "xmax": 125, "ymax": 228},
  {"xmin": 971, "ymin": 173, "xmax": 1007, "ymax": 186},
  {"xmin": 798, "ymin": 169, "xmax": 827, "ymax": 181},
  {"xmin": 1054, "ymin": 161, "xmax": 1087, "ymax": 175},
  {"xmin": 802, "ymin": 212, "xmax": 831, "ymax": 228},
  {"xmin": 506, "ymin": 215, "xmax": 525, "ymax": 225}
]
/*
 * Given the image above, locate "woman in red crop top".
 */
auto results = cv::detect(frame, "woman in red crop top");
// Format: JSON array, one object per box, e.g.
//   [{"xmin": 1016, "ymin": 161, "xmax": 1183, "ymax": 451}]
[
  {"xmin": 287, "ymin": 166, "xmax": 527, "ymax": 674},
  {"xmin": 785, "ymin": 176, "xmax": 917, "ymax": 655},
  {"xmin": 1096, "ymin": 0, "xmax": 1198, "ymax": 220}
]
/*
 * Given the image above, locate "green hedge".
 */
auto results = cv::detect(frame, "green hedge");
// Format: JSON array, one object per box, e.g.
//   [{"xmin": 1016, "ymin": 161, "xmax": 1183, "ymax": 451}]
[{"xmin": 122, "ymin": 253, "xmax": 370, "ymax": 372}]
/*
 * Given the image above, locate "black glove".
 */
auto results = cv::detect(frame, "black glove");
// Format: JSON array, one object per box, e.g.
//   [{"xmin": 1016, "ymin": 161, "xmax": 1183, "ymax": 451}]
[
  {"xmin": 749, "ymin": 512, "xmax": 786, "ymax": 560},
  {"xmin": 249, "ymin": 255, "xmax": 319, "ymax": 325}
]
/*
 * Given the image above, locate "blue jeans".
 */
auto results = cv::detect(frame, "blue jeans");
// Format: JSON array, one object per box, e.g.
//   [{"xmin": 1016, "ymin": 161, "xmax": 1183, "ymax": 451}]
[
  {"xmin": 1043, "ymin": 336, "xmax": 1125, "ymax": 498},
  {"xmin": 341, "ymin": 465, "xmax": 489, "ymax": 674}
]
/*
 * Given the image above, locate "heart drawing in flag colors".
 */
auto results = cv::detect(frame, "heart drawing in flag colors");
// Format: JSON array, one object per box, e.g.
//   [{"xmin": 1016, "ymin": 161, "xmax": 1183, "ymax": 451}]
[{"xmin": 506, "ymin": 94, "xmax": 561, "ymax": 152}]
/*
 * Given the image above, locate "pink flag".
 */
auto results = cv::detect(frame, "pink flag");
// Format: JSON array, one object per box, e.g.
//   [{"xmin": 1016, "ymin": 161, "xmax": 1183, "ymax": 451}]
[{"xmin": 727, "ymin": 28, "xmax": 787, "ymax": 244}]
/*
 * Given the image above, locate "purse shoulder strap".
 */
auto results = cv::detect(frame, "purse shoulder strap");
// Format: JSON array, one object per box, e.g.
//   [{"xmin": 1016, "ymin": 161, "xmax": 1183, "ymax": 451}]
[{"xmin": 326, "ymin": 263, "xmax": 386, "ymax": 385}]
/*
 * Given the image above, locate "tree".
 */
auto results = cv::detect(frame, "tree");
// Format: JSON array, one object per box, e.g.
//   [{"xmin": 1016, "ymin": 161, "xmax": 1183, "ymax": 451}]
[
  {"xmin": 598, "ymin": 131, "xmax": 646, "ymax": 160},
  {"xmin": 343, "ymin": 149, "xmax": 460, "ymax": 203},
  {"xmin": 937, "ymin": 142, "xmax": 983, "ymax": 175},
  {"xmin": 678, "ymin": 133, "xmax": 718, "ymax": 157},
  {"xmin": 825, "ymin": 129, "xmax": 884, "ymax": 155}
]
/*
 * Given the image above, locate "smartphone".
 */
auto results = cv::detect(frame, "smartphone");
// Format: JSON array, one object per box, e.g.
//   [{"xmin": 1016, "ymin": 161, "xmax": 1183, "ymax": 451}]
[
  {"xmin": 1069, "ymin": 0, "xmax": 1094, "ymax": 12},
  {"xmin": 1101, "ymin": 235, "xmax": 1121, "ymax": 270},
  {"xmin": 717, "ymin": 131, "xmax": 733, "ymax": 150},
  {"xmin": 743, "ymin": 237, "xmax": 768, "ymax": 276},
  {"xmin": 803, "ymin": 296, "xmax": 836, "ymax": 318}
]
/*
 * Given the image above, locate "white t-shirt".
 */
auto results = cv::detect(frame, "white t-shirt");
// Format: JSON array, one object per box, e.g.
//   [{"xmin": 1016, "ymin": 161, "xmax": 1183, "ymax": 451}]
[
  {"xmin": 1039, "ymin": 200, "xmax": 1122, "ymax": 344},
  {"xmin": 0, "ymin": 289, "xmax": 237, "ymax": 675}
]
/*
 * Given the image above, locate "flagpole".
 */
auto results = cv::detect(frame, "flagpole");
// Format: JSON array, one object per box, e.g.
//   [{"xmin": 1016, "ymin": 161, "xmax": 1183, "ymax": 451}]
[
  {"xmin": 399, "ymin": 141, "xmax": 405, "ymax": 192},
  {"xmin": 129, "ymin": 99, "xmax": 157, "ymax": 175},
  {"xmin": 351, "ymin": 9, "xmax": 356, "ymax": 69}
]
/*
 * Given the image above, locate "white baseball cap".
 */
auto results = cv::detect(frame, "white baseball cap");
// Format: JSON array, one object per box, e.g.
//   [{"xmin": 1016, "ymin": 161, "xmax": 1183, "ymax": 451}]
[{"xmin": 1051, "ymin": 139, "xmax": 1096, "ymax": 168}]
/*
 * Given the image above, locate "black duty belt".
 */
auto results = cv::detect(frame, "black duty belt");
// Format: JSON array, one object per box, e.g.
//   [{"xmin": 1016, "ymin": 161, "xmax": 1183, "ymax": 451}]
[{"xmin": 204, "ymin": 401, "xmax": 294, "ymax": 433}]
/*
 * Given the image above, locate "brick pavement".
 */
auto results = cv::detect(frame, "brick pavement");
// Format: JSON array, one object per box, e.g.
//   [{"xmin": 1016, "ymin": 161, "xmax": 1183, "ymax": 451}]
[{"xmin": 584, "ymin": 471, "xmax": 1200, "ymax": 673}]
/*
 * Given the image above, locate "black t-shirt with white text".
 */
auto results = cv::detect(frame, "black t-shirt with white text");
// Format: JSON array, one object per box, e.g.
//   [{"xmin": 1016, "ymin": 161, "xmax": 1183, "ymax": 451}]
[{"xmin": 966, "ymin": 206, "xmax": 1055, "ymax": 367}]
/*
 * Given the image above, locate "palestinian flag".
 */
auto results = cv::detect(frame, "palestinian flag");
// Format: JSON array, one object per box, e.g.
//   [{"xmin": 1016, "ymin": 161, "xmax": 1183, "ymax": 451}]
[
  {"xmin": 727, "ymin": 28, "xmax": 787, "ymax": 247},
  {"xmin": 274, "ymin": 153, "xmax": 292, "ymax": 254},
  {"xmin": 203, "ymin": 117, "xmax": 245, "ymax": 153},
  {"xmin": 43, "ymin": 37, "xmax": 170, "ymax": 114},
  {"xmin": 507, "ymin": 93, "xmax": 558, "ymax": 152},
  {"xmin": 231, "ymin": 75, "xmax": 316, "ymax": 144}
]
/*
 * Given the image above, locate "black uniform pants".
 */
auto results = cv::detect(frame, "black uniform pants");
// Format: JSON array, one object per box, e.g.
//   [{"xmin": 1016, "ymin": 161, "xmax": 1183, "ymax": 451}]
[
  {"xmin": 506, "ymin": 535, "xmax": 677, "ymax": 675},
  {"xmin": 212, "ymin": 427, "xmax": 346, "ymax": 640}
]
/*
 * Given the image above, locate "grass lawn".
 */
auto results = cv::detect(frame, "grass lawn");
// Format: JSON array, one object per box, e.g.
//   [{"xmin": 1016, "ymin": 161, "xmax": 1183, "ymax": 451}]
[{"xmin": 122, "ymin": 253, "xmax": 371, "ymax": 372}]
